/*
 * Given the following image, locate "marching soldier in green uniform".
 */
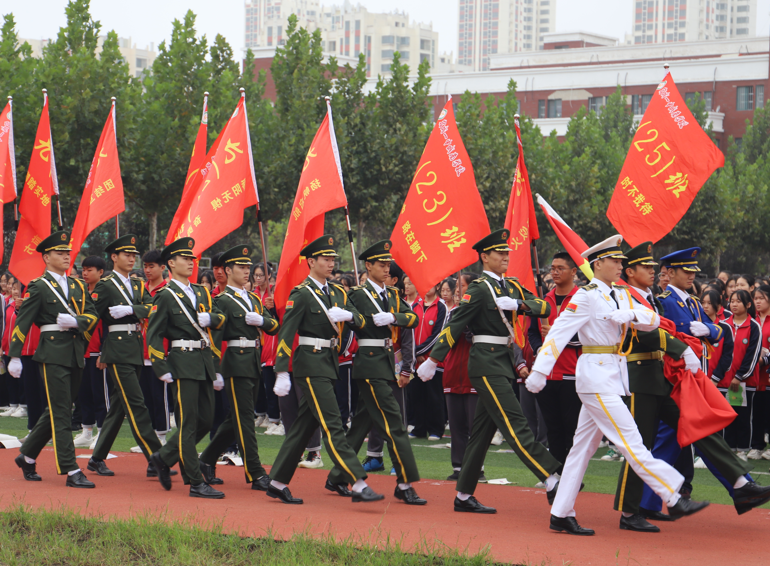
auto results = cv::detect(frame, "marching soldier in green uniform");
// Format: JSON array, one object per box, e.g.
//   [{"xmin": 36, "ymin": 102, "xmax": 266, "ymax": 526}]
[
  {"xmin": 10, "ymin": 231, "xmax": 99, "ymax": 488},
  {"xmin": 146, "ymin": 238, "xmax": 226, "ymax": 499},
  {"xmin": 326, "ymin": 240, "xmax": 425, "ymax": 505},
  {"xmin": 613, "ymin": 242, "xmax": 768, "ymax": 530},
  {"xmin": 198, "ymin": 244, "xmax": 280, "ymax": 491},
  {"xmin": 418, "ymin": 229, "xmax": 561, "ymax": 514},
  {"xmin": 88, "ymin": 234, "xmax": 164, "ymax": 477},
  {"xmin": 268, "ymin": 235, "xmax": 384, "ymax": 505}
]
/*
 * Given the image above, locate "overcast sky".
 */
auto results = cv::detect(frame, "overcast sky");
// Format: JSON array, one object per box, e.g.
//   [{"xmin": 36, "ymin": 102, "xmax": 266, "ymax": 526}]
[{"xmin": 6, "ymin": 0, "xmax": 770, "ymax": 57}]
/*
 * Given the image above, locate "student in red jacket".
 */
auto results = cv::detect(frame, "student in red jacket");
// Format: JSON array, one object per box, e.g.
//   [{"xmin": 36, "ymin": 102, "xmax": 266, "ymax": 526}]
[
  {"xmin": 701, "ymin": 289, "xmax": 734, "ymax": 387},
  {"xmin": 251, "ymin": 263, "xmax": 283, "ymax": 433},
  {"xmin": 751, "ymin": 284, "xmax": 770, "ymax": 459}
]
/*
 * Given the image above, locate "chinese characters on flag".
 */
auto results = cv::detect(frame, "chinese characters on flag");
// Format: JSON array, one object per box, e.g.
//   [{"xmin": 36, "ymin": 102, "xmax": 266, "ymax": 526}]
[
  {"xmin": 273, "ymin": 100, "xmax": 348, "ymax": 316},
  {"xmin": 503, "ymin": 117, "xmax": 539, "ymax": 292},
  {"xmin": 9, "ymin": 92, "xmax": 58, "ymax": 285},
  {"xmin": 606, "ymin": 72, "xmax": 725, "ymax": 246},
  {"xmin": 390, "ymin": 98, "xmax": 490, "ymax": 297},
  {"xmin": 69, "ymin": 101, "xmax": 126, "ymax": 263},
  {"xmin": 0, "ymin": 99, "xmax": 18, "ymax": 264}
]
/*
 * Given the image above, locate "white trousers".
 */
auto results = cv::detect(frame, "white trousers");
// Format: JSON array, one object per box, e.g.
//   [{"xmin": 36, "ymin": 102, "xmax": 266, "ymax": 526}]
[{"xmin": 551, "ymin": 392, "xmax": 684, "ymax": 518}]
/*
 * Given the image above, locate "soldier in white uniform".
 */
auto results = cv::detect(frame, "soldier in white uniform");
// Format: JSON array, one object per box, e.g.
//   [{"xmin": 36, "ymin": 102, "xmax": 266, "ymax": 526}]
[{"xmin": 527, "ymin": 235, "xmax": 709, "ymax": 535}]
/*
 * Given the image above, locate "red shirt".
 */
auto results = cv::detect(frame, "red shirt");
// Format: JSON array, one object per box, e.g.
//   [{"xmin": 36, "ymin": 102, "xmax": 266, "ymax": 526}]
[
  {"xmin": 412, "ymin": 297, "xmax": 448, "ymax": 369},
  {"xmin": 143, "ymin": 280, "xmax": 168, "ymax": 360},
  {"xmin": 3, "ymin": 302, "xmax": 39, "ymax": 356},
  {"xmin": 756, "ymin": 314, "xmax": 770, "ymax": 390},
  {"xmin": 442, "ymin": 306, "xmax": 475, "ymax": 394},
  {"xmin": 85, "ymin": 321, "xmax": 103, "ymax": 357},
  {"xmin": 254, "ymin": 284, "xmax": 278, "ymax": 366}
]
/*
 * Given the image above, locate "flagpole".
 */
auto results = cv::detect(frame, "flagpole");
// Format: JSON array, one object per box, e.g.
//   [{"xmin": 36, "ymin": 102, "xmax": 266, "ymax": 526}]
[{"xmin": 112, "ymin": 96, "xmax": 120, "ymax": 238}]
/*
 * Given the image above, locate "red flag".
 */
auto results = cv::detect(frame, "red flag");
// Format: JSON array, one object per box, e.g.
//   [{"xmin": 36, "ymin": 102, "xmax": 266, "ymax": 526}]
[
  {"xmin": 69, "ymin": 100, "xmax": 125, "ymax": 263},
  {"xmin": 274, "ymin": 100, "xmax": 348, "ymax": 316},
  {"xmin": 607, "ymin": 72, "xmax": 724, "ymax": 246},
  {"xmin": 504, "ymin": 117, "xmax": 538, "ymax": 292},
  {"xmin": 170, "ymin": 93, "xmax": 259, "ymax": 259},
  {"xmin": 390, "ymin": 98, "xmax": 490, "ymax": 297},
  {"xmin": 536, "ymin": 194, "xmax": 594, "ymax": 281},
  {"xmin": 0, "ymin": 99, "xmax": 18, "ymax": 265},
  {"xmin": 166, "ymin": 93, "xmax": 208, "ymax": 246},
  {"xmin": 9, "ymin": 93, "xmax": 58, "ymax": 285}
]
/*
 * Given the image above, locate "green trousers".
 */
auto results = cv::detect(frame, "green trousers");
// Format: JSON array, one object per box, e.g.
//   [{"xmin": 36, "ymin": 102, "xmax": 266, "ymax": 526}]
[
  {"xmin": 200, "ymin": 376, "xmax": 267, "ymax": 483},
  {"xmin": 327, "ymin": 377, "xmax": 419, "ymax": 485},
  {"xmin": 93, "ymin": 363, "xmax": 161, "ymax": 461},
  {"xmin": 158, "ymin": 379, "xmax": 214, "ymax": 486},
  {"xmin": 457, "ymin": 375, "xmax": 561, "ymax": 495},
  {"xmin": 271, "ymin": 376, "xmax": 365, "ymax": 485},
  {"xmin": 22, "ymin": 363, "xmax": 82, "ymax": 475},
  {"xmin": 614, "ymin": 392, "xmax": 751, "ymax": 513}
]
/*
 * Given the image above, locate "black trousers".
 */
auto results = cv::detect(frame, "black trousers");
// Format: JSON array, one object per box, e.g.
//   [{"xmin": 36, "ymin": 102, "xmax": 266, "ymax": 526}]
[
  {"xmin": 21, "ymin": 356, "xmax": 45, "ymax": 430},
  {"xmin": 259, "ymin": 365, "xmax": 281, "ymax": 421},
  {"xmin": 724, "ymin": 390, "xmax": 764, "ymax": 451},
  {"xmin": 77, "ymin": 356, "xmax": 111, "ymax": 428},
  {"xmin": 139, "ymin": 364, "xmax": 172, "ymax": 432},
  {"xmin": 445, "ymin": 393, "xmax": 478, "ymax": 470},
  {"xmin": 3, "ymin": 355, "xmax": 25, "ymax": 406},
  {"xmin": 408, "ymin": 368, "xmax": 445, "ymax": 438},
  {"xmin": 367, "ymin": 380, "xmax": 405, "ymax": 457},
  {"xmin": 535, "ymin": 379, "xmax": 581, "ymax": 474},
  {"xmin": 279, "ymin": 374, "xmax": 321, "ymax": 451},
  {"xmin": 334, "ymin": 363, "xmax": 358, "ymax": 429}
]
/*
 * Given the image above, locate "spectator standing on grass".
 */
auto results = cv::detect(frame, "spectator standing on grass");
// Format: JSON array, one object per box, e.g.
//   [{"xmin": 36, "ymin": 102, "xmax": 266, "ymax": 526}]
[
  {"xmin": 251, "ymin": 263, "xmax": 282, "ymax": 434},
  {"xmin": 1, "ymin": 277, "xmax": 29, "ymax": 420},
  {"xmin": 752, "ymin": 284, "xmax": 770, "ymax": 460}
]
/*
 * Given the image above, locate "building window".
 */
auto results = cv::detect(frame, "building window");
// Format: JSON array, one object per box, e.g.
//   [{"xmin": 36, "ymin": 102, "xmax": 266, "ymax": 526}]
[
  {"xmin": 737, "ymin": 86, "xmax": 754, "ymax": 111},
  {"xmin": 588, "ymin": 96, "xmax": 606, "ymax": 116},
  {"xmin": 756, "ymin": 85, "xmax": 765, "ymax": 109},
  {"xmin": 631, "ymin": 94, "xmax": 653, "ymax": 114},
  {"xmin": 685, "ymin": 92, "xmax": 714, "ymax": 112},
  {"xmin": 381, "ymin": 49, "xmax": 394, "ymax": 58},
  {"xmin": 538, "ymin": 100, "xmax": 546, "ymax": 118},
  {"xmin": 736, "ymin": 28, "xmax": 749, "ymax": 35},
  {"xmin": 381, "ymin": 64, "xmax": 391, "ymax": 72},
  {"xmin": 399, "ymin": 36, "xmax": 410, "ymax": 46},
  {"xmin": 381, "ymin": 35, "xmax": 394, "ymax": 45},
  {"xmin": 736, "ymin": 5, "xmax": 750, "ymax": 12},
  {"xmin": 547, "ymin": 99, "xmax": 562, "ymax": 118},
  {"xmin": 328, "ymin": 40, "xmax": 336, "ymax": 51},
  {"xmin": 420, "ymin": 53, "xmax": 430, "ymax": 63},
  {"xmin": 420, "ymin": 39, "xmax": 431, "ymax": 50},
  {"xmin": 398, "ymin": 51, "xmax": 410, "ymax": 60}
]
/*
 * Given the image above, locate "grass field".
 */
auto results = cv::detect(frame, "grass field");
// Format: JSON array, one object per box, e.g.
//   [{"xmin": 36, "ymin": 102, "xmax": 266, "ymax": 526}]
[{"xmin": 2, "ymin": 414, "xmax": 769, "ymax": 508}]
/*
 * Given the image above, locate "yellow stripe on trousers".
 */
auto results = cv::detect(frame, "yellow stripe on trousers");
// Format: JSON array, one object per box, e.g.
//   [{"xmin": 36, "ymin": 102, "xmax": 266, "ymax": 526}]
[
  {"xmin": 230, "ymin": 377, "xmax": 252, "ymax": 483},
  {"xmin": 305, "ymin": 377, "xmax": 356, "ymax": 480},
  {"xmin": 41, "ymin": 364, "xmax": 61, "ymax": 475},
  {"xmin": 112, "ymin": 365, "xmax": 152, "ymax": 456},
  {"xmin": 481, "ymin": 376, "xmax": 548, "ymax": 477},
  {"xmin": 595, "ymin": 394, "xmax": 673, "ymax": 494},
  {"xmin": 177, "ymin": 383, "xmax": 185, "ymax": 468},
  {"xmin": 617, "ymin": 393, "xmax": 634, "ymax": 511},
  {"xmin": 366, "ymin": 379, "xmax": 407, "ymax": 482}
]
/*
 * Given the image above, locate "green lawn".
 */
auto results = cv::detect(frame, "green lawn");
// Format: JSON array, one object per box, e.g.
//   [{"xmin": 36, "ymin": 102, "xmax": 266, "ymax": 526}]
[{"xmin": 2, "ymin": 415, "xmax": 769, "ymax": 508}]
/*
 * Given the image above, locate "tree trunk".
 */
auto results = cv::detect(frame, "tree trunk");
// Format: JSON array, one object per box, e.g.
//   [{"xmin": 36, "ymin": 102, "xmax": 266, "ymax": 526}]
[{"xmin": 149, "ymin": 212, "xmax": 158, "ymax": 251}]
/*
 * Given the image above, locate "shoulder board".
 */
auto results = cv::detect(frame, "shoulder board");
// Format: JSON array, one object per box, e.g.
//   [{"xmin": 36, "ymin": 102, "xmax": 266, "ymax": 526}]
[
  {"xmin": 386, "ymin": 285, "xmax": 399, "ymax": 291},
  {"xmin": 248, "ymin": 291, "xmax": 259, "ymax": 300},
  {"xmin": 350, "ymin": 285, "xmax": 365, "ymax": 291},
  {"xmin": 612, "ymin": 283, "xmax": 629, "ymax": 289},
  {"xmin": 30, "ymin": 276, "xmax": 44, "ymax": 283},
  {"xmin": 330, "ymin": 283, "xmax": 345, "ymax": 292},
  {"xmin": 295, "ymin": 281, "xmax": 310, "ymax": 289},
  {"xmin": 690, "ymin": 295, "xmax": 701, "ymax": 302},
  {"xmin": 657, "ymin": 290, "xmax": 672, "ymax": 299},
  {"xmin": 504, "ymin": 276, "xmax": 519, "ymax": 281},
  {"xmin": 583, "ymin": 283, "xmax": 598, "ymax": 291},
  {"xmin": 101, "ymin": 273, "xmax": 115, "ymax": 281},
  {"xmin": 472, "ymin": 277, "xmax": 485, "ymax": 283}
]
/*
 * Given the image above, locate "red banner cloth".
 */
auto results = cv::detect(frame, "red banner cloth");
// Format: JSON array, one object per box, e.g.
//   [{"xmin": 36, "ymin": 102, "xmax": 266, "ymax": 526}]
[
  {"xmin": 0, "ymin": 100, "xmax": 18, "ymax": 264},
  {"xmin": 390, "ymin": 98, "xmax": 490, "ymax": 297},
  {"xmin": 607, "ymin": 72, "xmax": 724, "ymax": 246}
]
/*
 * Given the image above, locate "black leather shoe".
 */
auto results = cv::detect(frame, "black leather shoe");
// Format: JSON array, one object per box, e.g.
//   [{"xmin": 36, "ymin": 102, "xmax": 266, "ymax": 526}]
[
  {"xmin": 149, "ymin": 453, "xmax": 172, "ymax": 491},
  {"xmin": 549, "ymin": 515, "xmax": 594, "ymax": 536},
  {"xmin": 252, "ymin": 475, "xmax": 271, "ymax": 492},
  {"xmin": 87, "ymin": 458, "xmax": 114, "ymax": 476},
  {"xmin": 446, "ymin": 471, "xmax": 460, "ymax": 481},
  {"xmin": 546, "ymin": 480, "xmax": 584, "ymax": 506},
  {"xmin": 619, "ymin": 514, "xmax": 660, "ymax": 533},
  {"xmin": 199, "ymin": 459, "xmax": 224, "ymax": 485},
  {"xmin": 325, "ymin": 479, "xmax": 352, "ymax": 497},
  {"xmin": 352, "ymin": 486, "xmax": 385, "ymax": 502},
  {"xmin": 190, "ymin": 482, "xmax": 225, "ymax": 499},
  {"xmin": 15, "ymin": 454, "xmax": 41, "ymax": 481},
  {"xmin": 267, "ymin": 484, "xmax": 303, "ymax": 504},
  {"xmin": 640, "ymin": 507, "xmax": 676, "ymax": 522},
  {"xmin": 733, "ymin": 481, "xmax": 770, "ymax": 515},
  {"xmin": 454, "ymin": 495, "xmax": 496, "ymax": 514},
  {"xmin": 667, "ymin": 497, "xmax": 709, "ymax": 519},
  {"xmin": 146, "ymin": 463, "xmax": 178, "ymax": 478},
  {"xmin": 66, "ymin": 471, "xmax": 95, "ymax": 489},
  {"xmin": 394, "ymin": 486, "xmax": 427, "ymax": 505}
]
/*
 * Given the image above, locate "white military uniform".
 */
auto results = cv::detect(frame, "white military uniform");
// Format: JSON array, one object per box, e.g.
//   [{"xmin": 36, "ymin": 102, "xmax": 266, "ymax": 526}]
[{"xmin": 532, "ymin": 277, "xmax": 685, "ymax": 519}]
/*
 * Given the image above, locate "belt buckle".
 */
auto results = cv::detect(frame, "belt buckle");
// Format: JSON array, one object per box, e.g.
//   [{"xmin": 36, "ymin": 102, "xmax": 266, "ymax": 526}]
[
  {"xmin": 331, "ymin": 337, "xmax": 339, "ymax": 349},
  {"xmin": 507, "ymin": 336, "xmax": 513, "ymax": 347},
  {"xmin": 180, "ymin": 341, "xmax": 187, "ymax": 352},
  {"xmin": 385, "ymin": 338, "xmax": 393, "ymax": 348},
  {"xmin": 313, "ymin": 338, "xmax": 322, "ymax": 352}
]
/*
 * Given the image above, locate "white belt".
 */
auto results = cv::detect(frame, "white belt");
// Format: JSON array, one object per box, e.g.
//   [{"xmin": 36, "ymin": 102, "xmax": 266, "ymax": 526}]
[
  {"xmin": 358, "ymin": 338, "xmax": 393, "ymax": 348},
  {"xmin": 298, "ymin": 336, "xmax": 338, "ymax": 350},
  {"xmin": 472, "ymin": 335, "xmax": 511, "ymax": 345},
  {"xmin": 226, "ymin": 338, "xmax": 258, "ymax": 348},
  {"xmin": 108, "ymin": 323, "xmax": 141, "ymax": 333},
  {"xmin": 39, "ymin": 324, "xmax": 65, "ymax": 333},
  {"xmin": 170, "ymin": 339, "xmax": 204, "ymax": 351}
]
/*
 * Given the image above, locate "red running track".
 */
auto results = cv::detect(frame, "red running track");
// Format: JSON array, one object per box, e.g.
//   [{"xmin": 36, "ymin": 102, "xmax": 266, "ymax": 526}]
[{"xmin": 1, "ymin": 449, "xmax": 769, "ymax": 565}]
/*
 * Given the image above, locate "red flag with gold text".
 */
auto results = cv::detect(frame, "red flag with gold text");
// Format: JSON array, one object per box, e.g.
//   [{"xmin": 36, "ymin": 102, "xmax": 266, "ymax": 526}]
[
  {"xmin": 274, "ymin": 101, "xmax": 348, "ymax": 316},
  {"xmin": 390, "ymin": 98, "xmax": 490, "ymax": 297},
  {"xmin": 69, "ymin": 102, "xmax": 125, "ymax": 263},
  {"xmin": 0, "ymin": 100, "xmax": 18, "ymax": 265},
  {"xmin": 607, "ymin": 72, "xmax": 724, "ymax": 246}
]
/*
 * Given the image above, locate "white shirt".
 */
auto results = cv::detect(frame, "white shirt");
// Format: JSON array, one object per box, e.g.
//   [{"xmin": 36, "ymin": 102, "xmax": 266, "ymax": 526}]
[
  {"xmin": 308, "ymin": 275, "xmax": 329, "ymax": 295},
  {"xmin": 227, "ymin": 285, "xmax": 249, "ymax": 304},
  {"xmin": 629, "ymin": 284, "xmax": 657, "ymax": 313},
  {"xmin": 669, "ymin": 284, "xmax": 692, "ymax": 303},
  {"xmin": 171, "ymin": 279, "xmax": 196, "ymax": 307},
  {"xmin": 368, "ymin": 278, "xmax": 386, "ymax": 295},
  {"xmin": 483, "ymin": 270, "xmax": 504, "ymax": 282},
  {"xmin": 114, "ymin": 270, "xmax": 134, "ymax": 300},
  {"xmin": 47, "ymin": 270, "xmax": 68, "ymax": 299}
]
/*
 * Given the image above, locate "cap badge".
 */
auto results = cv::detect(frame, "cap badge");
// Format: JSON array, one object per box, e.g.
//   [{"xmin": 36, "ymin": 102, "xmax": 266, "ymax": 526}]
[
  {"xmin": 647, "ymin": 244, "xmax": 652, "ymax": 253},
  {"xmin": 242, "ymin": 247, "xmax": 248, "ymax": 255},
  {"xmin": 131, "ymin": 237, "xmax": 136, "ymax": 244},
  {"xmin": 691, "ymin": 250, "xmax": 697, "ymax": 257},
  {"xmin": 384, "ymin": 243, "xmax": 390, "ymax": 250},
  {"xmin": 61, "ymin": 233, "xmax": 67, "ymax": 241},
  {"xmin": 328, "ymin": 237, "xmax": 334, "ymax": 245},
  {"xmin": 188, "ymin": 240, "xmax": 193, "ymax": 248}
]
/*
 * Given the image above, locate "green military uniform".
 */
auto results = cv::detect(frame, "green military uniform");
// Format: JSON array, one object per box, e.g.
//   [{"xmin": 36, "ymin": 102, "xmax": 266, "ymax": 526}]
[
  {"xmin": 91, "ymin": 235, "xmax": 161, "ymax": 463},
  {"xmin": 327, "ymin": 241, "xmax": 420, "ymax": 488},
  {"xmin": 613, "ymin": 242, "xmax": 750, "ymax": 514},
  {"xmin": 146, "ymin": 238, "xmax": 225, "ymax": 486},
  {"xmin": 12, "ymin": 231, "xmax": 98, "ymax": 474},
  {"xmin": 270, "ymin": 235, "xmax": 368, "ymax": 486},
  {"xmin": 199, "ymin": 245, "xmax": 280, "ymax": 484},
  {"xmin": 428, "ymin": 229, "xmax": 560, "ymax": 495}
]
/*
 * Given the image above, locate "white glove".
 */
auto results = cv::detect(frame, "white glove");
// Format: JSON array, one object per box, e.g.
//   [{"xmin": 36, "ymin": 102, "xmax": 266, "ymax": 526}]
[
  {"xmin": 274, "ymin": 372, "xmax": 292, "ymax": 397},
  {"xmin": 57, "ymin": 313, "xmax": 78, "ymax": 329},
  {"xmin": 213, "ymin": 374, "xmax": 225, "ymax": 391},
  {"xmin": 372, "ymin": 312, "xmax": 396, "ymax": 326},
  {"xmin": 328, "ymin": 306, "xmax": 353, "ymax": 323},
  {"xmin": 197, "ymin": 312, "xmax": 211, "ymax": 327},
  {"xmin": 109, "ymin": 305, "xmax": 134, "ymax": 319},
  {"xmin": 159, "ymin": 373, "xmax": 174, "ymax": 384},
  {"xmin": 682, "ymin": 347, "xmax": 701, "ymax": 374},
  {"xmin": 417, "ymin": 358, "xmax": 438, "ymax": 382},
  {"xmin": 245, "ymin": 312, "xmax": 264, "ymax": 326},
  {"xmin": 610, "ymin": 310, "xmax": 636, "ymax": 325},
  {"xmin": 689, "ymin": 321, "xmax": 710, "ymax": 337},
  {"xmin": 495, "ymin": 297, "xmax": 519, "ymax": 311},
  {"xmin": 8, "ymin": 357, "xmax": 22, "ymax": 379},
  {"xmin": 525, "ymin": 370, "xmax": 547, "ymax": 394}
]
